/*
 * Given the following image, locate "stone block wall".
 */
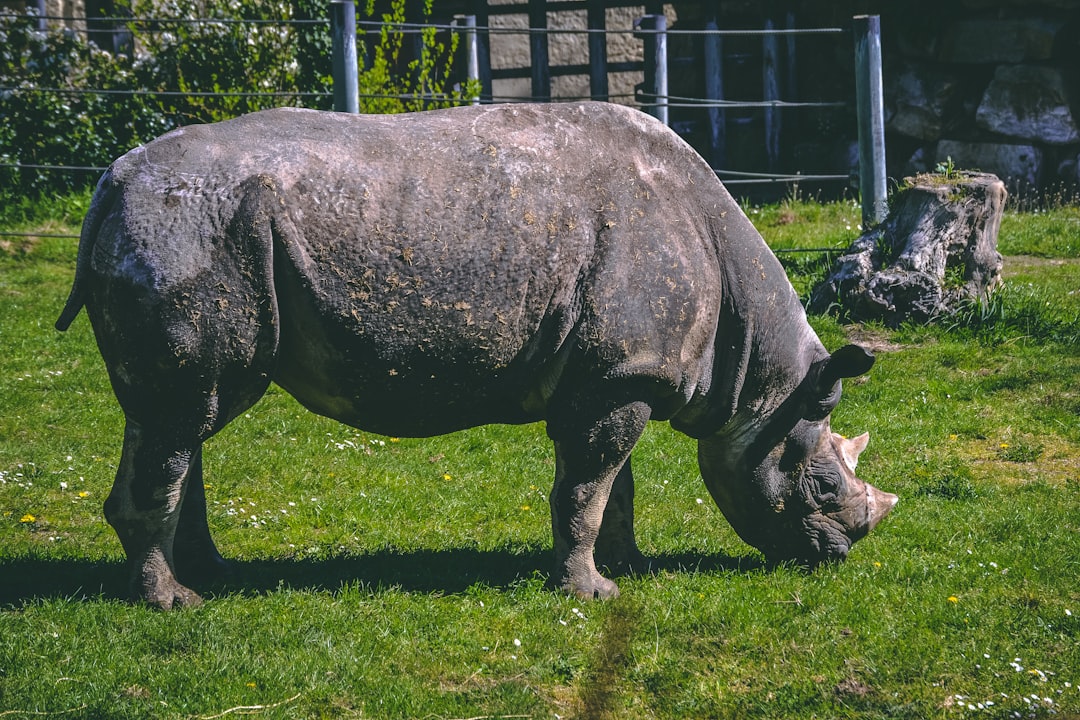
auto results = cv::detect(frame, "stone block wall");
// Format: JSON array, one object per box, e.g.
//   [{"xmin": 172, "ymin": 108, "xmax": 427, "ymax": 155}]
[
  {"xmin": 663, "ymin": 0, "xmax": 1080, "ymax": 196},
  {"xmin": 485, "ymin": 2, "xmax": 676, "ymax": 103},
  {"xmin": 883, "ymin": 0, "xmax": 1080, "ymax": 193}
]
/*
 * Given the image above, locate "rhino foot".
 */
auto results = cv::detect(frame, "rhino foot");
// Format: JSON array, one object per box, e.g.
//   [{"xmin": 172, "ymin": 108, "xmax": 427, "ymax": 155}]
[
  {"xmin": 136, "ymin": 574, "xmax": 204, "ymax": 611},
  {"xmin": 554, "ymin": 570, "xmax": 620, "ymax": 601}
]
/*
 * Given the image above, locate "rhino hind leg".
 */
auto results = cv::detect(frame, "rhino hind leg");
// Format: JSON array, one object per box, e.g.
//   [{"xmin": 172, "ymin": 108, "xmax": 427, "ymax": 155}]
[
  {"xmin": 593, "ymin": 457, "xmax": 649, "ymax": 576},
  {"xmin": 548, "ymin": 398, "xmax": 652, "ymax": 600},
  {"xmin": 106, "ymin": 423, "xmax": 209, "ymax": 609},
  {"xmin": 173, "ymin": 449, "xmax": 231, "ymax": 584}
]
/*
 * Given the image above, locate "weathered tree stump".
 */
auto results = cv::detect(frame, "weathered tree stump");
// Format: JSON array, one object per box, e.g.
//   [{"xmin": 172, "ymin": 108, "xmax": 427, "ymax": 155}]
[{"xmin": 809, "ymin": 171, "xmax": 1005, "ymax": 325}]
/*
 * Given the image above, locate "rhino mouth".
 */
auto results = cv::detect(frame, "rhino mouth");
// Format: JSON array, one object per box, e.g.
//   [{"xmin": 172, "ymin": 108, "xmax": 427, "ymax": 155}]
[{"xmin": 753, "ymin": 510, "xmax": 855, "ymax": 568}]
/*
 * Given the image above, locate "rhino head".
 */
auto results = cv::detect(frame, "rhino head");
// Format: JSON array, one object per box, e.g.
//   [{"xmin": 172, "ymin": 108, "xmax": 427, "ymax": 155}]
[{"xmin": 698, "ymin": 345, "xmax": 897, "ymax": 565}]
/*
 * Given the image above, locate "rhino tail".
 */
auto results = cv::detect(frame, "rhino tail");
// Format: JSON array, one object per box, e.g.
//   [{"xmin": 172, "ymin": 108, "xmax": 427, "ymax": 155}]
[{"xmin": 55, "ymin": 169, "xmax": 117, "ymax": 331}]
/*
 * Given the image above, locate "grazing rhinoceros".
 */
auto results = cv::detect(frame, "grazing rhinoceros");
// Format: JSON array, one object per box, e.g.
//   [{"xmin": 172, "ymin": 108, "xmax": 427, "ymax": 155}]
[{"xmin": 56, "ymin": 102, "xmax": 896, "ymax": 609}]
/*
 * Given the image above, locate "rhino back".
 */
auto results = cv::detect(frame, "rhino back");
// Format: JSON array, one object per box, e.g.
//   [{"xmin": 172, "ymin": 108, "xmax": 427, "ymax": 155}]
[{"xmin": 101, "ymin": 103, "xmax": 731, "ymax": 436}]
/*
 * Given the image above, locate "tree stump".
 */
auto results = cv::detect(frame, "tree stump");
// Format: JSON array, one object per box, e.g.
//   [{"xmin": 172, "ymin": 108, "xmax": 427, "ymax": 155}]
[{"xmin": 809, "ymin": 172, "xmax": 1005, "ymax": 325}]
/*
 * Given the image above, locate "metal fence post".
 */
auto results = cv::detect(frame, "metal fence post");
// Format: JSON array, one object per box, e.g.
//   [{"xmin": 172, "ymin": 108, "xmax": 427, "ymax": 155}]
[
  {"xmin": 462, "ymin": 15, "xmax": 481, "ymax": 106},
  {"xmin": 587, "ymin": 3, "xmax": 609, "ymax": 101},
  {"xmin": 762, "ymin": 19, "xmax": 780, "ymax": 171},
  {"xmin": 854, "ymin": 14, "xmax": 887, "ymax": 226},
  {"xmin": 528, "ymin": 0, "xmax": 551, "ymax": 101},
  {"xmin": 703, "ymin": 15, "xmax": 725, "ymax": 167},
  {"xmin": 635, "ymin": 14, "xmax": 668, "ymax": 126},
  {"xmin": 330, "ymin": 0, "xmax": 359, "ymax": 113}
]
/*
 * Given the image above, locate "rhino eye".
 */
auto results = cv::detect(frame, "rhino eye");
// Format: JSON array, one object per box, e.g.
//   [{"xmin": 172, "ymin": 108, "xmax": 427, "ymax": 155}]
[{"xmin": 809, "ymin": 463, "xmax": 843, "ymax": 506}]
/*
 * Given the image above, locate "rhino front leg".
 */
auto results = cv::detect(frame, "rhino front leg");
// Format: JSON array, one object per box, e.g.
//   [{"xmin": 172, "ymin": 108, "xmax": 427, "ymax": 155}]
[
  {"xmin": 105, "ymin": 421, "xmax": 204, "ymax": 610},
  {"xmin": 548, "ymin": 400, "xmax": 651, "ymax": 600}
]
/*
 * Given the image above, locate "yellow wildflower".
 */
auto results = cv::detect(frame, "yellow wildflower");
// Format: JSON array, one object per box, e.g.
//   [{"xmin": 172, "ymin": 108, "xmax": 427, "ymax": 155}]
[{"xmin": 19, "ymin": 513, "xmax": 36, "ymax": 523}]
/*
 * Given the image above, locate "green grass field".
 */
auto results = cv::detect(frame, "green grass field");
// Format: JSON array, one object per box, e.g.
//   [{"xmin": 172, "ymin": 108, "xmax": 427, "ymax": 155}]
[{"xmin": 1, "ymin": 193, "xmax": 1077, "ymax": 719}]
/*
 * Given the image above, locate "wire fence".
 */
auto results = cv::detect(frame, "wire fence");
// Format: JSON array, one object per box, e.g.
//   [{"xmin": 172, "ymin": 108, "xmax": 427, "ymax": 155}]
[{"xmin": 1, "ymin": 7, "xmax": 862, "ymax": 251}]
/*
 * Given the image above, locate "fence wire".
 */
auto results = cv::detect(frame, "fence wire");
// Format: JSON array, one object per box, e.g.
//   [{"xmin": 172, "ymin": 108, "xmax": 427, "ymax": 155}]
[
  {"xmin": 2, "ymin": 9, "xmax": 856, "ymax": 218},
  {"xmin": 11, "ymin": 12, "xmax": 844, "ymax": 37}
]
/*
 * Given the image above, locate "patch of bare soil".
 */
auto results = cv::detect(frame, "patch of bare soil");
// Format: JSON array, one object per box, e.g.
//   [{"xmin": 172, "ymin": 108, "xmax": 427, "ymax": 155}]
[
  {"xmin": 842, "ymin": 324, "xmax": 911, "ymax": 354},
  {"xmin": 0, "ymin": 236, "xmax": 41, "ymax": 257},
  {"xmin": 1002, "ymin": 255, "xmax": 1080, "ymax": 279},
  {"xmin": 835, "ymin": 677, "xmax": 873, "ymax": 698}
]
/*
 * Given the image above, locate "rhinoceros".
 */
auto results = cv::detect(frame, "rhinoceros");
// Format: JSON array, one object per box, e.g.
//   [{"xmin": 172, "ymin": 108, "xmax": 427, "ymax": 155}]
[{"xmin": 56, "ymin": 102, "xmax": 896, "ymax": 609}]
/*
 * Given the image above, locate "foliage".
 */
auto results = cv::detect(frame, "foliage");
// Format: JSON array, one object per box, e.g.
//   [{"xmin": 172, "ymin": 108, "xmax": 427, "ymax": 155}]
[
  {"xmin": 0, "ymin": 0, "xmax": 473, "ymax": 205},
  {"xmin": 0, "ymin": 12, "xmax": 170, "ymax": 197},
  {"xmin": 357, "ymin": 0, "xmax": 479, "ymax": 114},
  {"xmin": 1, "ymin": 201, "xmax": 1078, "ymax": 719},
  {"xmin": 118, "ymin": 0, "xmax": 318, "ymax": 126},
  {"xmin": 934, "ymin": 154, "xmax": 956, "ymax": 179}
]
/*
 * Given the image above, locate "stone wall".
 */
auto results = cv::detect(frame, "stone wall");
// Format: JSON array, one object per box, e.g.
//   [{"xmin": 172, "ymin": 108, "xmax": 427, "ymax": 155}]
[
  {"xmin": 484, "ymin": 2, "xmax": 676, "ymax": 103},
  {"xmin": 653, "ymin": 0, "xmax": 1080, "ymax": 196},
  {"xmin": 881, "ymin": 0, "xmax": 1080, "ymax": 193}
]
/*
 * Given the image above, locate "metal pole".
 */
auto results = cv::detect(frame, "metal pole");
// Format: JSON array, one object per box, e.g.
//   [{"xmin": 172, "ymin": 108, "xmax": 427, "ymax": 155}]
[
  {"xmin": 635, "ymin": 14, "xmax": 668, "ymax": 126},
  {"xmin": 528, "ymin": 0, "xmax": 551, "ymax": 101},
  {"xmin": 467, "ymin": 0, "xmax": 493, "ymax": 102},
  {"xmin": 854, "ymin": 15, "xmax": 887, "ymax": 226},
  {"xmin": 463, "ymin": 15, "xmax": 481, "ymax": 106},
  {"xmin": 762, "ymin": 18, "xmax": 780, "ymax": 172},
  {"xmin": 330, "ymin": 0, "xmax": 359, "ymax": 113},
  {"xmin": 703, "ymin": 15, "xmax": 725, "ymax": 168},
  {"xmin": 654, "ymin": 14, "xmax": 668, "ymax": 126},
  {"xmin": 587, "ymin": 2, "xmax": 608, "ymax": 101}
]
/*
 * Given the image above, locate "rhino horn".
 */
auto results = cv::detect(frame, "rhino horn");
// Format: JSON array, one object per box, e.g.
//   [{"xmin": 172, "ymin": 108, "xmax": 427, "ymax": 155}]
[{"xmin": 866, "ymin": 483, "xmax": 898, "ymax": 531}]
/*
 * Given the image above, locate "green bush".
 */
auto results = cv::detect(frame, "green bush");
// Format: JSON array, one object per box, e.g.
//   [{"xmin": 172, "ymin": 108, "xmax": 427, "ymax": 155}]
[
  {"xmin": 358, "ymin": 0, "xmax": 476, "ymax": 114},
  {"xmin": 0, "ymin": 14, "xmax": 169, "ymax": 196},
  {"xmin": 0, "ymin": 0, "xmax": 473, "ymax": 204}
]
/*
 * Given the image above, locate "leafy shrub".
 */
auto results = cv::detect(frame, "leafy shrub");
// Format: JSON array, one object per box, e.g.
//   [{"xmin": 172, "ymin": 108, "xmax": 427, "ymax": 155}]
[
  {"xmin": 357, "ymin": 0, "xmax": 476, "ymax": 114},
  {"xmin": 0, "ymin": 13, "xmax": 169, "ymax": 196},
  {"xmin": 0, "ymin": 0, "xmax": 473, "ymax": 204}
]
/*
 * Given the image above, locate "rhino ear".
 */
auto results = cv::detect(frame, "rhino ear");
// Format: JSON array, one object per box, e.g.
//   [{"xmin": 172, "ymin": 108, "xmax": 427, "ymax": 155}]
[
  {"xmin": 837, "ymin": 432, "xmax": 870, "ymax": 470},
  {"xmin": 822, "ymin": 345, "xmax": 875, "ymax": 388},
  {"xmin": 807, "ymin": 345, "xmax": 875, "ymax": 420}
]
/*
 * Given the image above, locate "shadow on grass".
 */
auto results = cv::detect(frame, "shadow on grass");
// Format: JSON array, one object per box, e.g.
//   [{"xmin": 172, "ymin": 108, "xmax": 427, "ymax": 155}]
[{"xmin": 0, "ymin": 548, "xmax": 759, "ymax": 608}]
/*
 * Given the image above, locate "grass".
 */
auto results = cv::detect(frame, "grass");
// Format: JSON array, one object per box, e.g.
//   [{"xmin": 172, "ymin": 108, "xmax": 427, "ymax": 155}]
[{"xmin": 1, "ymin": 193, "xmax": 1078, "ymax": 719}]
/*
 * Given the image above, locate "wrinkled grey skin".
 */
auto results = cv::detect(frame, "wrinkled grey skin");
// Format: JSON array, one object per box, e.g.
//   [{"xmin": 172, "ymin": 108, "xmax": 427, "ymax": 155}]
[{"xmin": 56, "ymin": 102, "xmax": 896, "ymax": 609}]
